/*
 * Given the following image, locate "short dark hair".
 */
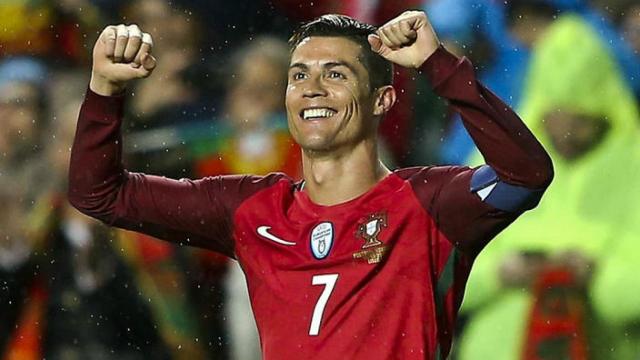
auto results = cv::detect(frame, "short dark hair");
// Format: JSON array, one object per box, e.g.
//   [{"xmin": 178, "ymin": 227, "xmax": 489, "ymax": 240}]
[{"xmin": 288, "ymin": 14, "xmax": 393, "ymax": 91}]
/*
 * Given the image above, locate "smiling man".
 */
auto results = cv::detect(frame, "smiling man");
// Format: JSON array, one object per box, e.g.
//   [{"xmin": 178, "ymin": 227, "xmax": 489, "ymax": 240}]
[{"xmin": 69, "ymin": 11, "xmax": 553, "ymax": 359}]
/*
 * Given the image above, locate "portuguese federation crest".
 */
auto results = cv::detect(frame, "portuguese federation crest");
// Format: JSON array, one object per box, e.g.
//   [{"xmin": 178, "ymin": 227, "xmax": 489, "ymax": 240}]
[{"xmin": 353, "ymin": 212, "xmax": 389, "ymax": 264}]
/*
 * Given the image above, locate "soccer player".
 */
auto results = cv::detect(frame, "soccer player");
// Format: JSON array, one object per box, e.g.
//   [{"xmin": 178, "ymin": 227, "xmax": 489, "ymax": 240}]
[{"xmin": 69, "ymin": 11, "xmax": 553, "ymax": 359}]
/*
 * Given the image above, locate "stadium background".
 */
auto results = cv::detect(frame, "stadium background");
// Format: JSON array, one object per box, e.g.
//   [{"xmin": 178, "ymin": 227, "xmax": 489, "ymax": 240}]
[{"xmin": 0, "ymin": 0, "xmax": 639, "ymax": 359}]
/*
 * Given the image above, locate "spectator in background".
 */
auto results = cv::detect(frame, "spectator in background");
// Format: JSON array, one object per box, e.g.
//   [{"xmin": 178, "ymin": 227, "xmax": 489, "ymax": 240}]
[
  {"xmin": 458, "ymin": 15, "xmax": 640, "ymax": 360},
  {"xmin": 0, "ymin": 58, "xmax": 48, "ymax": 163},
  {"xmin": 0, "ymin": 56, "xmax": 50, "ymax": 360},
  {"xmin": 0, "ymin": 59, "xmax": 51, "ymax": 253},
  {"xmin": 191, "ymin": 36, "xmax": 300, "ymax": 178},
  {"xmin": 188, "ymin": 36, "xmax": 297, "ymax": 360},
  {"xmin": 428, "ymin": 0, "xmax": 556, "ymax": 164},
  {"xmin": 123, "ymin": 0, "xmax": 212, "ymax": 129},
  {"xmin": 432, "ymin": 0, "xmax": 640, "ymax": 165},
  {"xmin": 0, "ymin": 62, "xmax": 172, "ymax": 359},
  {"xmin": 120, "ymin": 0, "xmax": 215, "ymax": 179}
]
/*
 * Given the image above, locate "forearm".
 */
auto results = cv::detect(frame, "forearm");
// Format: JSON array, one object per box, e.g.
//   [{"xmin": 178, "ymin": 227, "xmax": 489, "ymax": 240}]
[
  {"xmin": 68, "ymin": 88, "xmax": 127, "ymax": 222},
  {"xmin": 421, "ymin": 47, "xmax": 554, "ymax": 189},
  {"xmin": 67, "ymin": 89, "xmax": 247, "ymax": 257}
]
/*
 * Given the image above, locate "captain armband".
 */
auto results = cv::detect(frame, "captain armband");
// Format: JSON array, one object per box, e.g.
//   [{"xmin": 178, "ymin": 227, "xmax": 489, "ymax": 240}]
[{"xmin": 470, "ymin": 165, "xmax": 545, "ymax": 212}]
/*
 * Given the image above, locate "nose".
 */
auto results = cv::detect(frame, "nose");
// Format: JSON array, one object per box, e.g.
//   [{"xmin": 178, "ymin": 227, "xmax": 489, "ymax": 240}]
[{"xmin": 303, "ymin": 76, "xmax": 328, "ymax": 98}]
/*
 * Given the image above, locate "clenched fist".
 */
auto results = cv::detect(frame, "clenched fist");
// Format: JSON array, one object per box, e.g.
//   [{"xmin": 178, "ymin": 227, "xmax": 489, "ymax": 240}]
[
  {"xmin": 368, "ymin": 11, "xmax": 440, "ymax": 69},
  {"xmin": 90, "ymin": 24, "xmax": 157, "ymax": 96}
]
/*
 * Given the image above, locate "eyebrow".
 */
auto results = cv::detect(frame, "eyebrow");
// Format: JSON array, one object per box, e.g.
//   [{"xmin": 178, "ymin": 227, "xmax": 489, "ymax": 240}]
[
  {"xmin": 289, "ymin": 61, "xmax": 358, "ymax": 75},
  {"xmin": 324, "ymin": 61, "xmax": 358, "ymax": 74},
  {"xmin": 289, "ymin": 63, "xmax": 308, "ymax": 71}
]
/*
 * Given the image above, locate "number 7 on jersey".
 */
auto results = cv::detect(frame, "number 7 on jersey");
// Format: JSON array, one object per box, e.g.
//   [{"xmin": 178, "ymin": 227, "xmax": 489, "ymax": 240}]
[{"xmin": 309, "ymin": 274, "xmax": 339, "ymax": 336}]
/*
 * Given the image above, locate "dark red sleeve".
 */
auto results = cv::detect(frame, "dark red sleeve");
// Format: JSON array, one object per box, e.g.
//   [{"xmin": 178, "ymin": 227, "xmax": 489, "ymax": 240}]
[
  {"xmin": 398, "ymin": 166, "xmax": 516, "ymax": 256},
  {"xmin": 399, "ymin": 47, "xmax": 554, "ymax": 256},
  {"xmin": 420, "ymin": 46, "xmax": 553, "ymax": 188},
  {"xmin": 68, "ymin": 89, "xmax": 286, "ymax": 258}
]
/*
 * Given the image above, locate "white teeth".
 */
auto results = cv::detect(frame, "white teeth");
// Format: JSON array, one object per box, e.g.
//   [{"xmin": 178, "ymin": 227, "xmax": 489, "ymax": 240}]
[{"xmin": 303, "ymin": 108, "xmax": 336, "ymax": 120}]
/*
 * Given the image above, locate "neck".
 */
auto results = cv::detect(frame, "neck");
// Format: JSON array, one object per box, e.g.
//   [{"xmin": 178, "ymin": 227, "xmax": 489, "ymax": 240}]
[{"xmin": 301, "ymin": 137, "xmax": 390, "ymax": 206}]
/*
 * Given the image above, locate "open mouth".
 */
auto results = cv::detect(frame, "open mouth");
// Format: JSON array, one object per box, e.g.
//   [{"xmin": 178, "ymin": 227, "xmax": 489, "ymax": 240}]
[{"xmin": 300, "ymin": 107, "xmax": 337, "ymax": 120}]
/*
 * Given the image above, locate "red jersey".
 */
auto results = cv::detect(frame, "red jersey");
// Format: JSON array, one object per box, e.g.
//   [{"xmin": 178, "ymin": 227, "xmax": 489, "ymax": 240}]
[{"xmin": 69, "ymin": 47, "xmax": 553, "ymax": 359}]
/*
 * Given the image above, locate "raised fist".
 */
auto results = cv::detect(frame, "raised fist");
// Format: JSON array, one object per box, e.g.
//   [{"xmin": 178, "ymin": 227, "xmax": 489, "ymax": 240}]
[
  {"xmin": 368, "ymin": 11, "xmax": 440, "ymax": 69},
  {"xmin": 90, "ymin": 24, "xmax": 157, "ymax": 96}
]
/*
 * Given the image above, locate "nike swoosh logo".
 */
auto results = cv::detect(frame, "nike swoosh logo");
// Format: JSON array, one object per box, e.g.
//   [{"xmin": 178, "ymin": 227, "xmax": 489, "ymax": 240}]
[{"xmin": 257, "ymin": 226, "xmax": 296, "ymax": 246}]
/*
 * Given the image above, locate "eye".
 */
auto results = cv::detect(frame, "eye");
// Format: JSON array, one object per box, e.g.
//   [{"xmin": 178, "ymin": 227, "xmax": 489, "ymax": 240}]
[
  {"xmin": 292, "ymin": 72, "xmax": 307, "ymax": 81},
  {"xmin": 327, "ymin": 71, "xmax": 346, "ymax": 80}
]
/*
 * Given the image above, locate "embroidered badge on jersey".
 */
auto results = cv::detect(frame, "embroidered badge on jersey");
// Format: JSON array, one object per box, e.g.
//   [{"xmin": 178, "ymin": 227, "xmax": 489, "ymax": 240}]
[
  {"xmin": 310, "ymin": 222, "xmax": 334, "ymax": 259},
  {"xmin": 353, "ymin": 212, "xmax": 389, "ymax": 264}
]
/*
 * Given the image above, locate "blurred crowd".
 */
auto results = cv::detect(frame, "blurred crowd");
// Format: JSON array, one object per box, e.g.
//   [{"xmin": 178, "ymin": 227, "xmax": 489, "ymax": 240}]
[{"xmin": 0, "ymin": 0, "xmax": 638, "ymax": 359}]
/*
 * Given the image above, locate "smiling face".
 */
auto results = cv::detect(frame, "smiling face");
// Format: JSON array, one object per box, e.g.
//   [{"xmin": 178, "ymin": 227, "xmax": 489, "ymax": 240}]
[{"xmin": 286, "ymin": 36, "xmax": 388, "ymax": 154}]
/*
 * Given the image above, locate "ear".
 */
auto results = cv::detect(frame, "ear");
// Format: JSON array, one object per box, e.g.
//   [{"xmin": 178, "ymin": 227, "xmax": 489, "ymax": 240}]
[{"xmin": 373, "ymin": 85, "xmax": 396, "ymax": 116}]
